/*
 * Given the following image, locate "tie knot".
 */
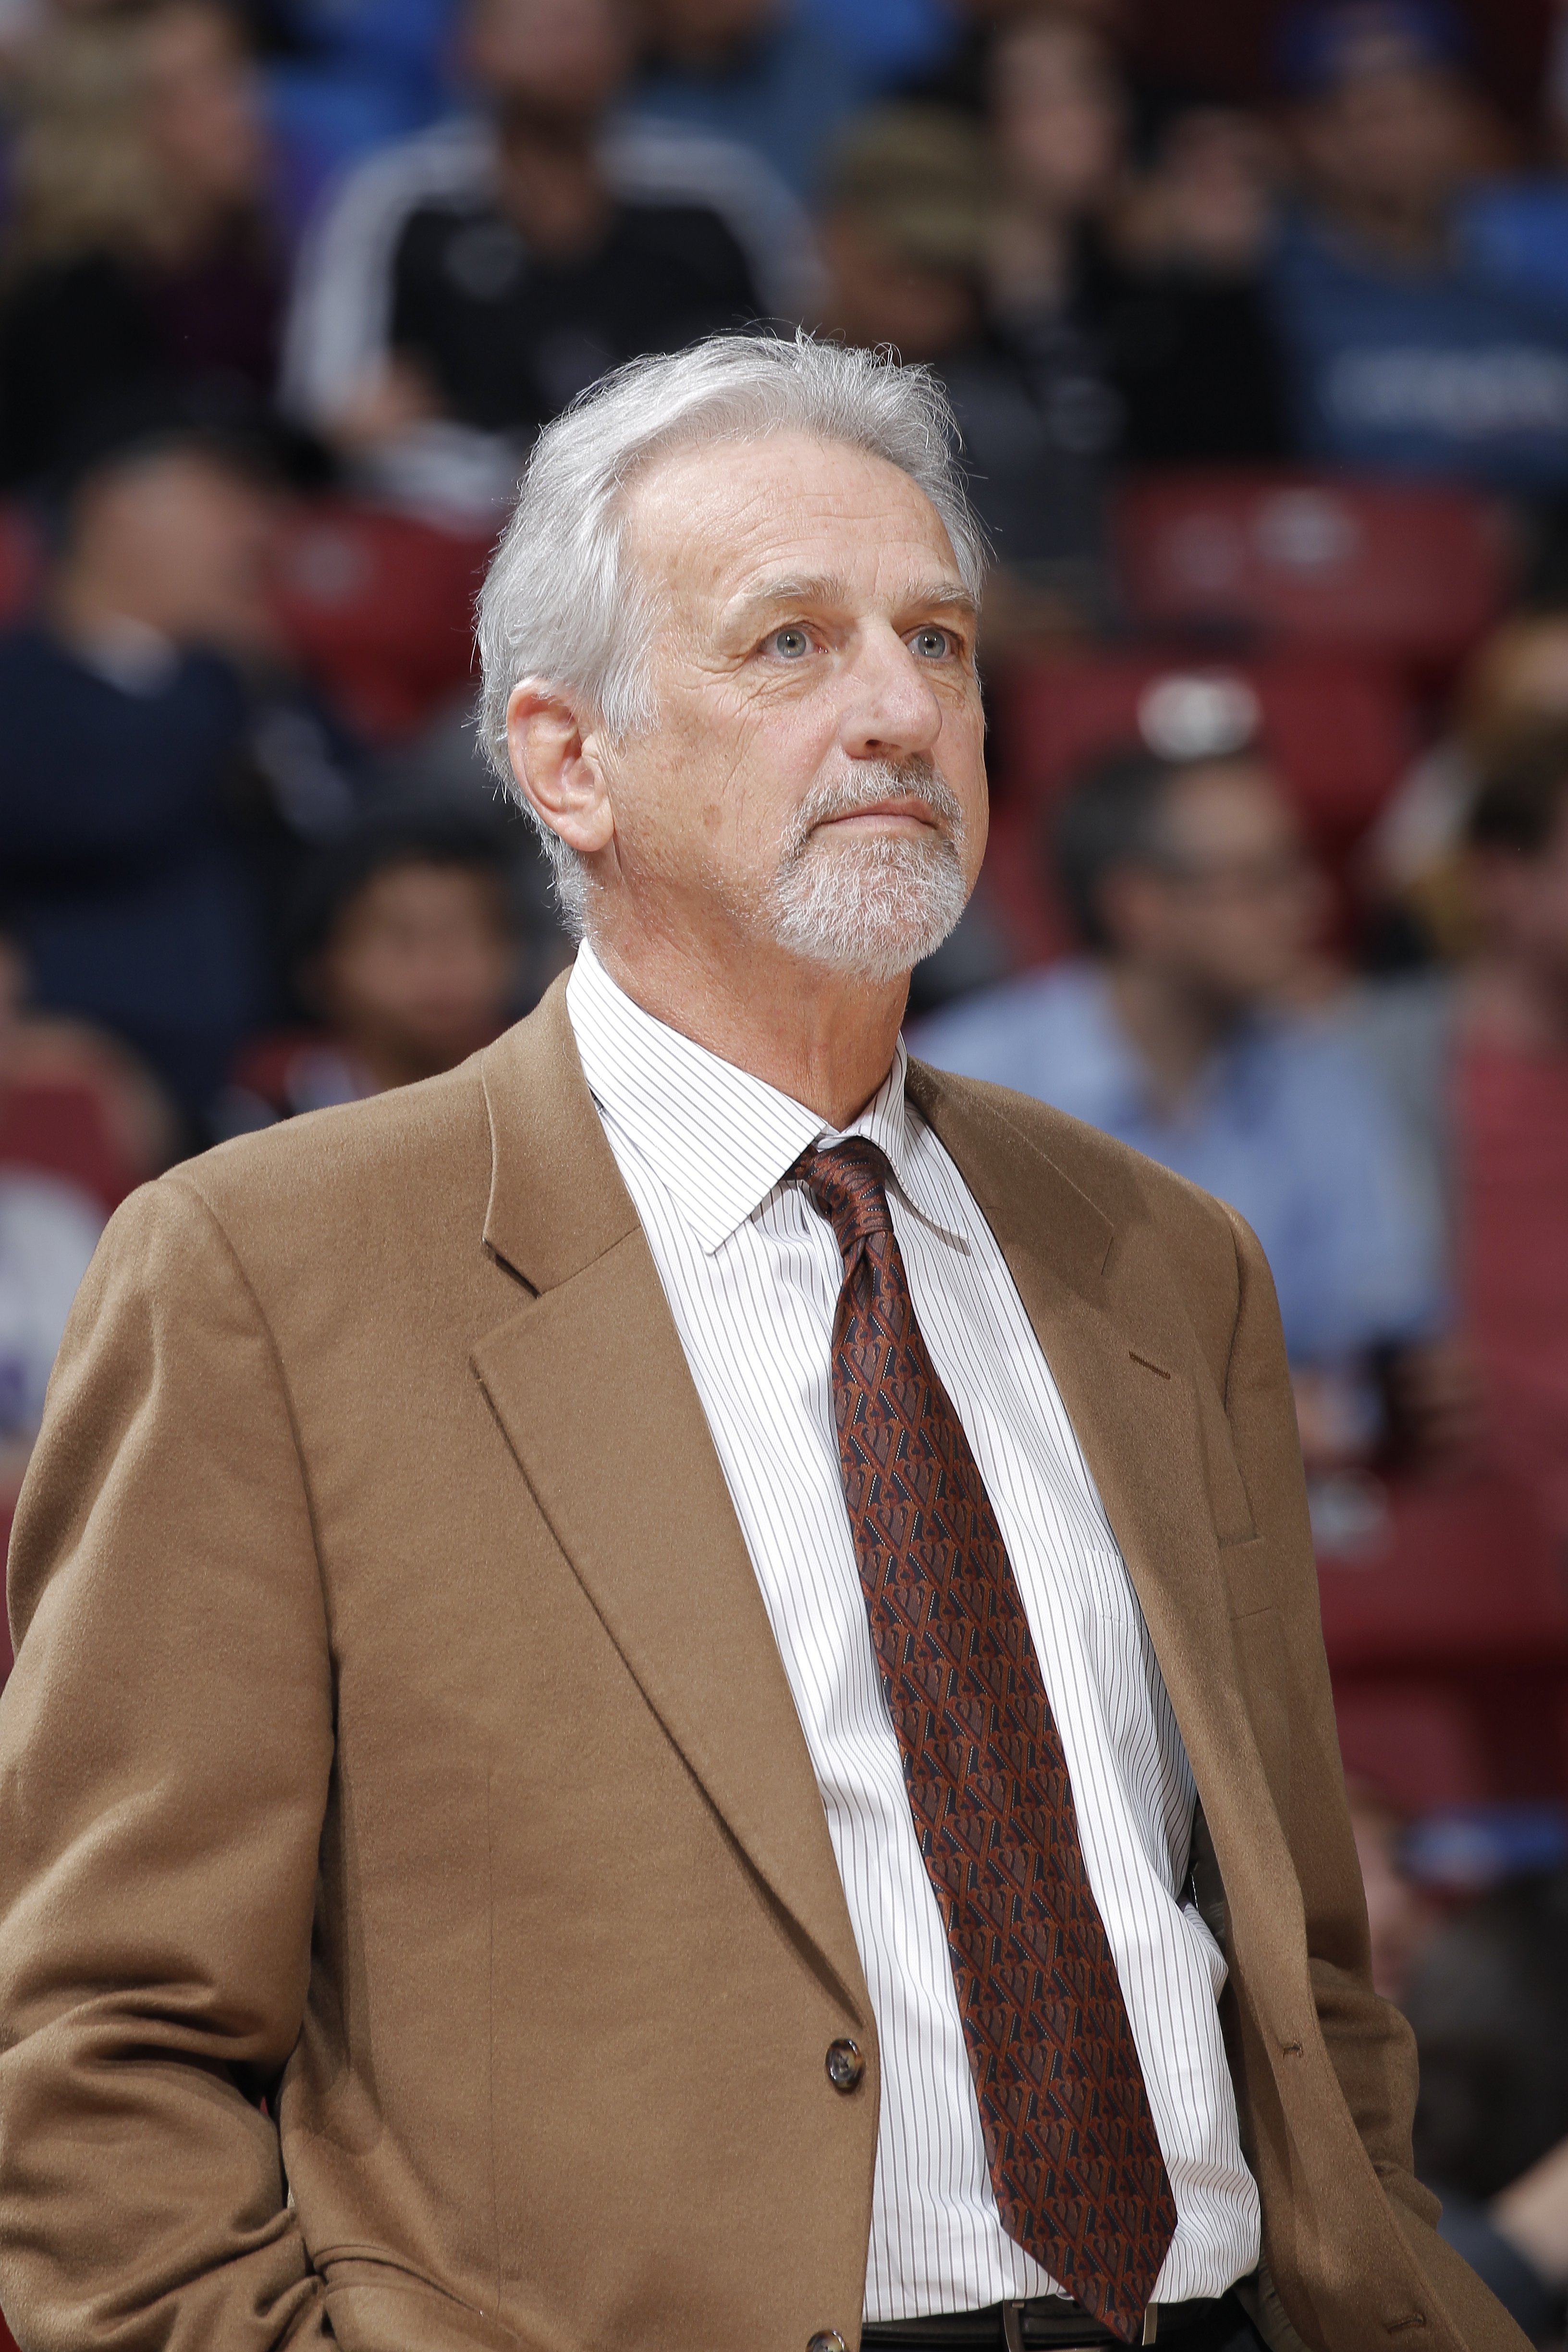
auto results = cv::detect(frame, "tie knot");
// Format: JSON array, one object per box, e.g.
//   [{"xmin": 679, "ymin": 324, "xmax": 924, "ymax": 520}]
[{"xmin": 790, "ymin": 1139, "xmax": 895, "ymax": 1258}]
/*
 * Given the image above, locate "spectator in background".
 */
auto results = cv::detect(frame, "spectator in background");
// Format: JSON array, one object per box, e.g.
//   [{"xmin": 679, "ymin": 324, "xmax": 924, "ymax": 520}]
[
  {"xmin": 0, "ymin": 937, "xmax": 136, "ymax": 1690},
  {"xmin": 261, "ymin": 0, "xmax": 460, "ymax": 240},
  {"xmin": 627, "ymin": 0, "xmax": 859, "ymax": 196},
  {"xmin": 282, "ymin": 0, "xmax": 812, "ymax": 526},
  {"xmin": 983, "ymin": 11, "xmax": 1290, "ymax": 477},
  {"xmin": 1460, "ymin": 172, "xmax": 1568, "ymax": 328},
  {"xmin": 222, "ymin": 812, "xmax": 522, "ymax": 1128},
  {"xmin": 1366, "ymin": 604, "xmax": 1568, "ymax": 963},
  {"xmin": 0, "ymin": 926, "xmax": 174, "ymax": 1214},
  {"xmin": 1352, "ymin": 728, "xmax": 1568, "ymax": 1540},
  {"xmin": 1270, "ymin": 0, "xmax": 1568, "ymax": 492},
  {"xmin": 795, "ymin": 0, "xmax": 954, "ymax": 89},
  {"xmin": 0, "ymin": 402, "xmax": 357, "ymax": 1133},
  {"xmin": 815, "ymin": 102, "xmax": 1113, "ymax": 638},
  {"xmin": 983, "ymin": 11, "xmax": 1126, "ymax": 389},
  {"xmin": 1403, "ymin": 1867, "xmax": 1568, "ymax": 2339},
  {"xmin": 1456, "ymin": 0, "xmax": 1568, "ymax": 321},
  {"xmin": 0, "ymin": 1165, "xmax": 101, "ymax": 1638},
  {"xmin": 1451, "ymin": 733, "xmax": 1568, "ymax": 1544},
  {"xmin": 900, "ymin": 0, "xmax": 1129, "ymax": 121},
  {"xmin": 0, "ymin": 2, "xmax": 284, "ymax": 488},
  {"xmin": 911, "ymin": 742, "xmax": 1446, "ymax": 1464},
  {"xmin": 1102, "ymin": 100, "xmax": 1293, "ymax": 464},
  {"xmin": 1345, "ymin": 1778, "xmax": 1437, "ymax": 2003}
]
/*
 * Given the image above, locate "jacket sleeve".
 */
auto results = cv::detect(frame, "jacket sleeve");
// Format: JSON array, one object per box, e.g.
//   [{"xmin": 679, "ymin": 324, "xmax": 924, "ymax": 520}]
[{"xmin": 0, "ymin": 1176, "xmax": 335, "ymax": 2351}]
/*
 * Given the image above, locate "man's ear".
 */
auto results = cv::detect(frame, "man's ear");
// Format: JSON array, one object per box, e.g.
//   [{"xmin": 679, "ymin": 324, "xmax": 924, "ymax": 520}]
[{"xmin": 505, "ymin": 682, "xmax": 615, "ymax": 858}]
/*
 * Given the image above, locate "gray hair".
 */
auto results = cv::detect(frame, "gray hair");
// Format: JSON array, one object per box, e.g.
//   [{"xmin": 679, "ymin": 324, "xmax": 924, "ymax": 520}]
[{"xmin": 474, "ymin": 332, "xmax": 986, "ymax": 930}]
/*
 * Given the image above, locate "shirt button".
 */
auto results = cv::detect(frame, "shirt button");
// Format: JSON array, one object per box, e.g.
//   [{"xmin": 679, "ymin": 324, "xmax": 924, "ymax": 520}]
[
  {"xmin": 825, "ymin": 2037, "xmax": 865, "ymax": 2092},
  {"xmin": 808, "ymin": 2335, "xmax": 847, "ymax": 2352}
]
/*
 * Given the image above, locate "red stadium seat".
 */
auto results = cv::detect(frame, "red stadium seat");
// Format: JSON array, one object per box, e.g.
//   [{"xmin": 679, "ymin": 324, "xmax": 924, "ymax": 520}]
[
  {"xmin": 990, "ymin": 648, "xmax": 1413, "ymax": 844},
  {"xmin": 1316, "ymin": 1471, "xmax": 1568, "ymax": 1673},
  {"xmin": 271, "ymin": 501, "xmax": 494, "ymax": 744},
  {"xmin": 981, "ymin": 648, "xmax": 1415, "ymax": 967},
  {"xmin": 1114, "ymin": 471, "xmax": 1510, "ymax": 674},
  {"xmin": 1318, "ymin": 1471, "xmax": 1568, "ymax": 1812},
  {"xmin": 1331, "ymin": 1682, "xmax": 1493, "ymax": 1814}
]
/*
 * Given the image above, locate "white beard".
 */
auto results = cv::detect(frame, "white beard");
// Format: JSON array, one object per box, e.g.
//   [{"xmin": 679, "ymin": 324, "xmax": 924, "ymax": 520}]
[{"xmin": 761, "ymin": 759, "xmax": 971, "ymax": 983}]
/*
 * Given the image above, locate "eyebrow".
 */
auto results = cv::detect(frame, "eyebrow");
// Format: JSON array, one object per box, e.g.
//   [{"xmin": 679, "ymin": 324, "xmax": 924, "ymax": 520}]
[{"xmin": 727, "ymin": 574, "xmax": 979, "ymax": 628}]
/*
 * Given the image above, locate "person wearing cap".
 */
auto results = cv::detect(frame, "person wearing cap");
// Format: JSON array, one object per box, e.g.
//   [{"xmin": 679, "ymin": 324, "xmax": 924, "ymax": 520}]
[
  {"xmin": 1268, "ymin": 0, "xmax": 1568, "ymax": 489},
  {"xmin": 911, "ymin": 734, "xmax": 1446, "ymax": 1470}
]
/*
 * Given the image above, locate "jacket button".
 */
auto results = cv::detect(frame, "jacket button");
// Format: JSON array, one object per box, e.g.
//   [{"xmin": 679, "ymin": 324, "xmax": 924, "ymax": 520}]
[
  {"xmin": 825, "ymin": 2037, "xmax": 865, "ymax": 2092},
  {"xmin": 808, "ymin": 2336, "xmax": 847, "ymax": 2352}
]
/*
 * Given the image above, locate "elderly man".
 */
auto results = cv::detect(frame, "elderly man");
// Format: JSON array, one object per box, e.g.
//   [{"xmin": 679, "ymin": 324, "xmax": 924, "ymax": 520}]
[{"xmin": 0, "ymin": 338, "xmax": 1522, "ymax": 2352}]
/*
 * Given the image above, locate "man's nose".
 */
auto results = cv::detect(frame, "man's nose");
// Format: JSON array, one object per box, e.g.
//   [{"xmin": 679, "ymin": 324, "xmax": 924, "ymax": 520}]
[{"xmin": 840, "ymin": 624, "xmax": 944, "ymax": 760}]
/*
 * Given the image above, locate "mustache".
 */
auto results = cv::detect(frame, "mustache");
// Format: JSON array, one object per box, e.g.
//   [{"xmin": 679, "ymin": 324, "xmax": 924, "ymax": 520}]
[{"xmin": 781, "ymin": 757, "xmax": 966, "ymax": 858}]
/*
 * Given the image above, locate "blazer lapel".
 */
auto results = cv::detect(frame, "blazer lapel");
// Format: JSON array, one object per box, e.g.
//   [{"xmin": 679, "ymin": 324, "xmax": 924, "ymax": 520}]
[
  {"xmin": 468, "ymin": 990, "xmax": 1290, "ymax": 2037},
  {"xmin": 470, "ymin": 980, "xmax": 870, "ymax": 2022},
  {"xmin": 906, "ymin": 1062, "xmax": 1300, "ymax": 1912}
]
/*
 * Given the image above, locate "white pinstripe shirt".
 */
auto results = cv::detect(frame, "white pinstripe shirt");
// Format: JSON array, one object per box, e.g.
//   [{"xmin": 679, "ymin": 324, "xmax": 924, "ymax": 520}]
[{"xmin": 567, "ymin": 944, "xmax": 1261, "ymax": 2322}]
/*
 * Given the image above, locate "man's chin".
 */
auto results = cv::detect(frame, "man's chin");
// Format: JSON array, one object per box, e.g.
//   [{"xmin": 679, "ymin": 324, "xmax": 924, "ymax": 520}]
[{"xmin": 762, "ymin": 845, "xmax": 970, "ymax": 983}]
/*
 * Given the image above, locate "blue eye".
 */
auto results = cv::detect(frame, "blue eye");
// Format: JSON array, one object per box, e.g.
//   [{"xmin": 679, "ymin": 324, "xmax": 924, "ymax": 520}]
[
  {"xmin": 769, "ymin": 627, "xmax": 811, "ymax": 659},
  {"xmin": 911, "ymin": 627, "xmax": 951, "ymax": 659}
]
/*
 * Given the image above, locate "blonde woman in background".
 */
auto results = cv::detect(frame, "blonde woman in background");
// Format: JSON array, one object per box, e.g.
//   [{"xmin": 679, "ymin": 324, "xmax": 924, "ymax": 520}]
[
  {"xmin": 0, "ymin": 1, "xmax": 283, "ymax": 486},
  {"xmin": 1366, "ymin": 607, "xmax": 1568, "ymax": 959}
]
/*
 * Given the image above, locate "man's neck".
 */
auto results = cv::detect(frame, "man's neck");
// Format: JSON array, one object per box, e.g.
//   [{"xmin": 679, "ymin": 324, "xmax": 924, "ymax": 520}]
[
  {"xmin": 1107, "ymin": 960, "xmax": 1239, "ymax": 1117},
  {"xmin": 585, "ymin": 926, "xmax": 908, "ymax": 1130}
]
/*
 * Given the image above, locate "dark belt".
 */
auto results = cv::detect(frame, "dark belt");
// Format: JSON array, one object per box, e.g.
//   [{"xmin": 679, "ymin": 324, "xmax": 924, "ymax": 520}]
[{"xmin": 861, "ymin": 2289, "xmax": 1250, "ymax": 2352}]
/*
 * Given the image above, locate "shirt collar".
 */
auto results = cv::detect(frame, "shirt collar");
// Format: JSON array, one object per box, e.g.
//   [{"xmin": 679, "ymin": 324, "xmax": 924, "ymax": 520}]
[{"xmin": 565, "ymin": 941, "xmax": 947, "ymax": 1255}]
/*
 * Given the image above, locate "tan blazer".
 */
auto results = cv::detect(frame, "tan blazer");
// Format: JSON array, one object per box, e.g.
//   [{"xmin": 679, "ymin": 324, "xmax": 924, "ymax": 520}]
[{"xmin": 0, "ymin": 980, "xmax": 1526, "ymax": 2352}]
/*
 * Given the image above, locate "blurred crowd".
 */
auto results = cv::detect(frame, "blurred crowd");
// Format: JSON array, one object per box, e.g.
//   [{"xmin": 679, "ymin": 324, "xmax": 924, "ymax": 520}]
[{"xmin": 2, "ymin": 0, "xmax": 1568, "ymax": 2335}]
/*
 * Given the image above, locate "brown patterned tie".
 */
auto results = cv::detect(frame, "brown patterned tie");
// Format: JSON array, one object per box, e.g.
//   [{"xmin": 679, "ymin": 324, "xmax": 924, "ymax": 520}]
[{"xmin": 792, "ymin": 1138, "xmax": 1176, "ymax": 2342}]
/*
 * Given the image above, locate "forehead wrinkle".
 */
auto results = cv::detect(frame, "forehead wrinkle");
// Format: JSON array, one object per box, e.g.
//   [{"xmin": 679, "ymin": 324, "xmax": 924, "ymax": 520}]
[
  {"xmin": 625, "ymin": 433, "xmax": 964, "ymax": 603},
  {"xmin": 727, "ymin": 573, "xmax": 975, "ymax": 620},
  {"xmin": 724, "ymin": 574, "xmax": 852, "ymax": 629}
]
